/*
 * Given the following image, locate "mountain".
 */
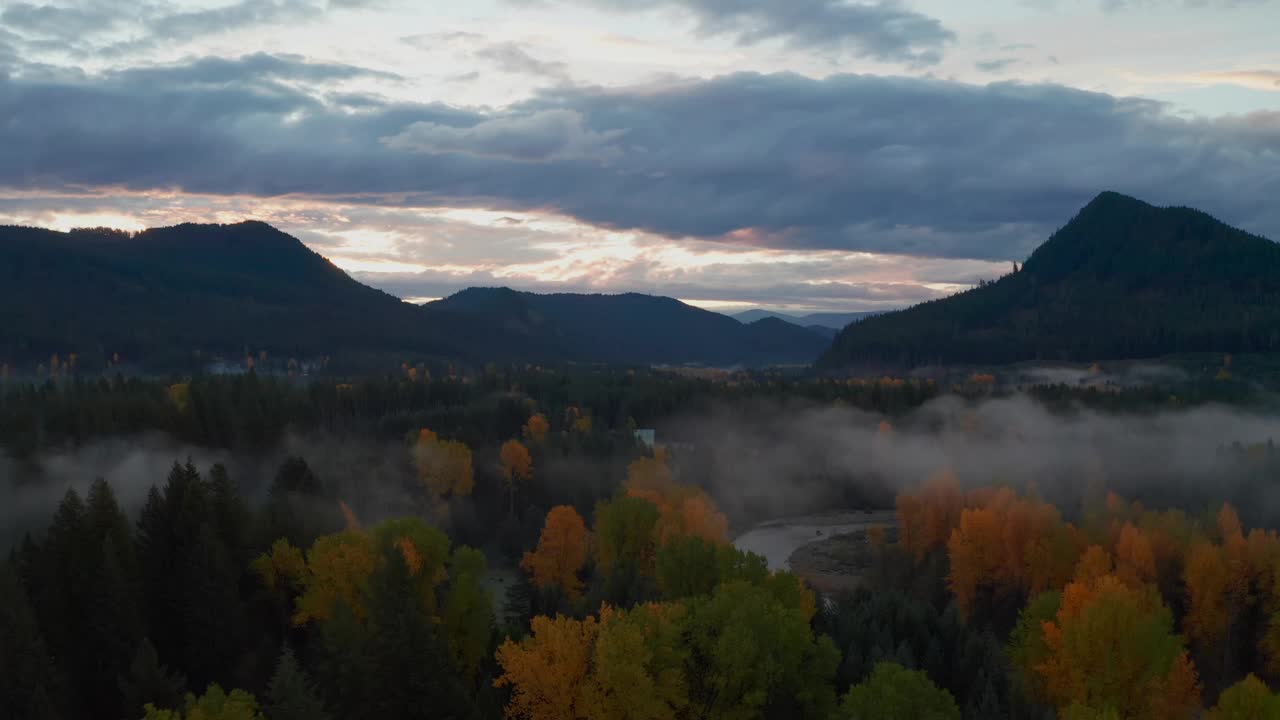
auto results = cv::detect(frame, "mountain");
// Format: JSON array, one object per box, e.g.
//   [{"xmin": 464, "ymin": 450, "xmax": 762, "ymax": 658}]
[
  {"xmin": 820, "ymin": 192, "xmax": 1280, "ymax": 369},
  {"xmin": 0, "ymin": 222, "xmax": 827, "ymax": 369},
  {"xmin": 0, "ymin": 222, "xmax": 457, "ymax": 368},
  {"xmin": 428, "ymin": 288, "xmax": 828, "ymax": 365},
  {"xmin": 731, "ymin": 309, "xmax": 882, "ymax": 330}
]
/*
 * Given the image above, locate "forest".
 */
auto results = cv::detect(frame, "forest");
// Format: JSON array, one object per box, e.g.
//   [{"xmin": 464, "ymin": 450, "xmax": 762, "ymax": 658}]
[{"xmin": 5, "ymin": 366, "xmax": 1280, "ymax": 719}]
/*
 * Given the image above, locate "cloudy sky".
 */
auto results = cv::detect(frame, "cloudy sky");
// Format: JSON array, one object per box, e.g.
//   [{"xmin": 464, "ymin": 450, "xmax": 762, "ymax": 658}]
[{"xmin": 1, "ymin": 0, "xmax": 1277, "ymax": 313}]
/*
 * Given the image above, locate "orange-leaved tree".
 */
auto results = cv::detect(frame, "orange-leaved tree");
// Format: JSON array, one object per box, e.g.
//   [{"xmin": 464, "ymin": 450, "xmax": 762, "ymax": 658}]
[
  {"xmin": 523, "ymin": 413, "xmax": 550, "ymax": 444},
  {"xmin": 521, "ymin": 505, "xmax": 590, "ymax": 600},
  {"xmin": 623, "ymin": 452, "xmax": 727, "ymax": 546},
  {"xmin": 1036, "ymin": 573, "xmax": 1200, "ymax": 720},
  {"xmin": 897, "ymin": 469, "xmax": 964, "ymax": 561},
  {"xmin": 500, "ymin": 439, "xmax": 533, "ymax": 516},
  {"xmin": 947, "ymin": 488, "xmax": 1080, "ymax": 617},
  {"xmin": 494, "ymin": 614, "xmax": 599, "ymax": 720}
]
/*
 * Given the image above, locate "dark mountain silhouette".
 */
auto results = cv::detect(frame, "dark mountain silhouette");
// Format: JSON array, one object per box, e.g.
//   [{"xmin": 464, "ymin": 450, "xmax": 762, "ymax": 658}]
[
  {"xmin": 428, "ymin": 288, "xmax": 828, "ymax": 365},
  {"xmin": 0, "ymin": 222, "xmax": 452, "ymax": 368},
  {"xmin": 820, "ymin": 192, "xmax": 1280, "ymax": 369},
  {"xmin": 731, "ymin": 309, "xmax": 882, "ymax": 330},
  {"xmin": 0, "ymin": 222, "xmax": 826, "ymax": 369}
]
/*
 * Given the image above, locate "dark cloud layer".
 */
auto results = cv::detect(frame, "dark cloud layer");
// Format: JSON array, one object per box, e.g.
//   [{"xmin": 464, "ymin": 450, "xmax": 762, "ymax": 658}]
[{"xmin": 2, "ymin": 54, "xmax": 1277, "ymax": 261}]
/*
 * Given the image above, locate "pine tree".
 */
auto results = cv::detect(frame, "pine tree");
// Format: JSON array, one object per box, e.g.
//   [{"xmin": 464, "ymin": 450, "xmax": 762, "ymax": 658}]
[
  {"xmin": 209, "ymin": 464, "xmax": 250, "ymax": 561},
  {"xmin": 0, "ymin": 562, "xmax": 63, "ymax": 720},
  {"xmin": 84, "ymin": 536, "xmax": 144, "ymax": 718},
  {"xmin": 36, "ymin": 488, "xmax": 92, "ymax": 714},
  {"xmin": 263, "ymin": 646, "xmax": 330, "ymax": 720},
  {"xmin": 361, "ymin": 551, "xmax": 478, "ymax": 720},
  {"xmin": 119, "ymin": 639, "xmax": 187, "ymax": 718},
  {"xmin": 182, "ymin": 521, "xmax": 244, "ymax": 687}
]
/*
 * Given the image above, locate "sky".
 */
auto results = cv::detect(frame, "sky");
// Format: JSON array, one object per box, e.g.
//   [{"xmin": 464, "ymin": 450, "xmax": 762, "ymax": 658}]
[{"xmin": 0, "ymin": 0, "xmax": 1277, "ymax": 313}]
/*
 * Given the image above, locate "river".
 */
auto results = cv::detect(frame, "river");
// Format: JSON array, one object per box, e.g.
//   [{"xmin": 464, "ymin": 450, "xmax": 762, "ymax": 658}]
[{"xmin": 732, "ymin": 510, "xmax": 897, "ymax": 572}]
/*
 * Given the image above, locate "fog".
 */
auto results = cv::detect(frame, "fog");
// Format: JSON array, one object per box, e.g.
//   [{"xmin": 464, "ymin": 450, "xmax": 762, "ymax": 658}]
[
  {"xmin": 663, "ymin": 393, "xmax": 1280, "ymax": 527},
  {"xmin": 0, "ymin": 432, "xmax": 422, "ymax": 549},
  {"xmin": 7, "ymin": 391, "xmax": 1280, "ymax": 547}
]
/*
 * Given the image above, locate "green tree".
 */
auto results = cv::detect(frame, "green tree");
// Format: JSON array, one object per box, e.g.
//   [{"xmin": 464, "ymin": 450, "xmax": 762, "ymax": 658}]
[
  {"xmin": 1007, "ymin": 591, "xmax": 1061, "ymax": 709},
  {"xmin": 119, "ymin": 639, "xmax": 187, "ymax": 719},
  {"xmin": 682, "ymin": 581, "xmax": 838, "ymax": 720},
  {"xmin": 263, "ymin": 647, "xmax": 330, "ymax": 720},
  {"xmin": 595, "ymin": 496, "xmax": 662, "ymax": 606},
  {"xmin": 838, "ymin": 663, "xmax": 961, "ymax": 720},
  {"xmin": 1207, "ymin": 675, "xmax": 1280, "ymax": 720},
  {"xmin": 656, "ymin": 536, "xmax": 719, "ymax": 599},
  {"xmin": 360, "ymin": 549, "xmax": 478, "ymax": 720},
  {"xmin": 0, "ymin": 562, "xmax": 62, "ymax": 720},
  {"xmin": 443, "ymin": 546, "xmax": 495, "ymax": 686},
  {"xmin": 182, "ymin": 521, "xmax": 245, "ymax": 686}
]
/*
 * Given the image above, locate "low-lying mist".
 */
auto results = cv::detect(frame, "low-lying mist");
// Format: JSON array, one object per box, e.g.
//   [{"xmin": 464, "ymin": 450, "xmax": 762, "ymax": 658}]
[
  {"xmin": 663, "ymin": 393, "xmax": 1280, "ymax": 527},
  {"xmin": 0, "ymin": 432, "xmax": 422, "ymax": 549},
  {"xmin": 7, "ymin": 390, "xmax": 1280, "ymax": 547}
]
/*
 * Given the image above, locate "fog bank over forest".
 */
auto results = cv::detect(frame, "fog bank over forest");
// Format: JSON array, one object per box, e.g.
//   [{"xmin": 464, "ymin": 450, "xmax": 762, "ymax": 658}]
[
  {"xmin": 0, "ymin": 432, "xmax": 423, "ymax": 548},
  {"xmin": 666, "ymin": 393, "xmax": 1280, "ymax": 523},
  {"xmin": 7, "ymin": 390, "xmax": 1280, "ymax": 544}
]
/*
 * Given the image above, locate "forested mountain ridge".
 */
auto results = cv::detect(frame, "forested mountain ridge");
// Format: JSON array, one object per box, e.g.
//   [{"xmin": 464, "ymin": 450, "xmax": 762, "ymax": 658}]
[
  {"xmin": 820, "ymin": 192, "xmax": 1280, "ymax": 368},
  {"xmin": 0, "ymin": 222, "xmax": 451, "ymax": 368},
  {"xmin": 0, "ymin": 222, "xmax": 825, "ymax": 369},
  {"xmin": 732, "ymin": 309, "xmax": 883, "ymax": 330},
  {"xmin": 428, "ymin": 287, "xmax": 829, "ymax": 365}
]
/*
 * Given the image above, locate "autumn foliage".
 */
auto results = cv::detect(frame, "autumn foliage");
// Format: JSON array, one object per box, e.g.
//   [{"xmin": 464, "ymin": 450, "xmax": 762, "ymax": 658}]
[
  {"xmin": 1036, "ymin": 573, "xmax": 1200, "ymax": 719},
  {"xmin": 413, "ymin": 429, "xmax": 475, "ymax": 500},
  {"xmin": 500, "ymin": 439, "xmax": 534, "ymax": 514},
  {"xmin": 521, "ymin": 505, "xmax": 590, "ymax": 599},
  {"xmin": 623, "ymin": 452, "xmax": 728, "ymax": 546},
  {"xmin": 523, "ymin": 413, "xmax": 550, "ymax": 444}
]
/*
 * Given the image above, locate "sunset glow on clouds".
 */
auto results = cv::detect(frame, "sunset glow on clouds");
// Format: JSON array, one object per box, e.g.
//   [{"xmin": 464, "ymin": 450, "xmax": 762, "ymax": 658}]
[{"xmin": 0, "ymin": 0, "xmax": 1277, "ymax": 312}]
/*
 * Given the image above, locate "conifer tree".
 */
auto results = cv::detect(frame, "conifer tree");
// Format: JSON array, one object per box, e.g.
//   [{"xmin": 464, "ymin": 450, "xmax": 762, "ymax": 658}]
[{"xmin": 263, "ymin": 646, "xmax": 330, "ymax": 720}]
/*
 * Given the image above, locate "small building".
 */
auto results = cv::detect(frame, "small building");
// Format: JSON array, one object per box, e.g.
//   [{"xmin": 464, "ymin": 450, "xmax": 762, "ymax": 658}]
[{"xmin": 634, "ymin": 428, "xmax": 656, "ymax": 449}]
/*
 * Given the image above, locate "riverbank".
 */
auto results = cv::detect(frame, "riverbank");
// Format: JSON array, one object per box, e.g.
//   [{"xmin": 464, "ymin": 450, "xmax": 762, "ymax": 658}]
[{"xmin": 731, "ymin": 510, "xmax": 896, "ymax": 576}]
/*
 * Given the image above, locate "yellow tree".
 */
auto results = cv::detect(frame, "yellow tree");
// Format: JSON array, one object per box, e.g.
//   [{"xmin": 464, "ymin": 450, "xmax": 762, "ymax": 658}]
[
  {"xmin": 521, "ymin": 506, "xmax": 590, "ymax": 599},
  {"xmin": 500, "ymin": 439, "xmax": 533, "ymax": 516},
  {"xmin": 144, "ymin": 684, "xmax": 264, "ymax": 720},
  {"xmin": 167, "ymin": 383, "xmax": 192, "ymax": 415},
  {"xmin": 580, "ymin": 603, "xmax": 689, "ymax": 720},
  {"xmin": 253, "ymin": 519, "xmax": 450, "ymax": 627},
  {"xmin": 494, "ymin": 614, "xmax": 599, "ymax": 720},
  {"xmin": 413, "ymin": 429, "xmax": 475, "ymax": 500},
  {"xmin": 291, "ymin": 531, "xmax": 378, "ymax": 625}
]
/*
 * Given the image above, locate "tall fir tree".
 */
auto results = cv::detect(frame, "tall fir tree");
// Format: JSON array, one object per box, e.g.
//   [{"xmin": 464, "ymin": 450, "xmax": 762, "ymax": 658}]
[
  {"xmin": 263, "ymin": 646, "xmax": 330, "ymax": 720},
  {"xmin": 0, "ymin": 561, "xmax": 63, "ymax": 720},
  {"xmin": 119, "ymin": 639, "xmax": 187, "ymax": 718}
]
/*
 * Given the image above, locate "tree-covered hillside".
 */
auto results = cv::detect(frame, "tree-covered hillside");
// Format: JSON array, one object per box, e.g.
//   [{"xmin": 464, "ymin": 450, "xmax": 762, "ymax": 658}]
[
  {"xmin": 0, "ymin": 223, "xmax": 825, "ymax": 370},
  {"xmin": 821, "ymin": 192, "xmax": 1280, "ymax": 368}
]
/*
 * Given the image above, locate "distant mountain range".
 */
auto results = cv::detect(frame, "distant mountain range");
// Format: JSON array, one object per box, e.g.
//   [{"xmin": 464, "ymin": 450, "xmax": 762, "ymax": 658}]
[
  {"xmin": 6, "ymin": 191, "xmax": 1274, "ymax": 373},
  {"xmin": 0, "ymin": 223, "xmax": 827, "ymax": 369},
  {"xmin": 425, "ymin": 288, "xmax": 828, "ymax": 365},
  {"xmin": 729, "ymin": 309, "xmax": 883, "ymax": 337},
  {"xmin": 820, "ymin": 191, "xmax": 1280, "ymax": 369}
]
